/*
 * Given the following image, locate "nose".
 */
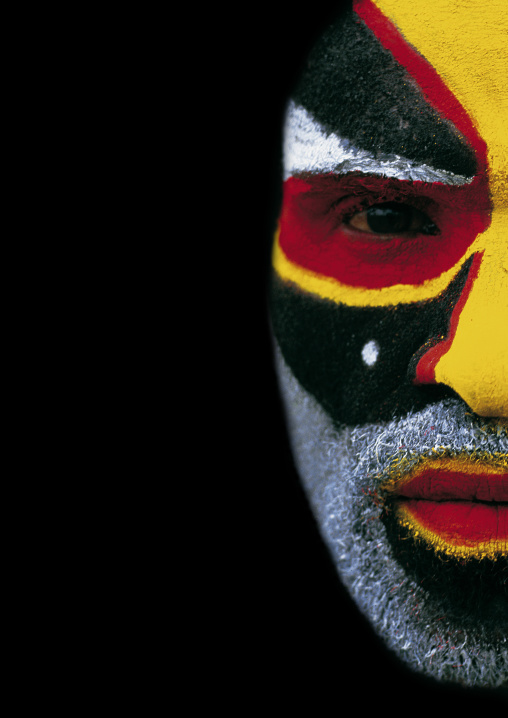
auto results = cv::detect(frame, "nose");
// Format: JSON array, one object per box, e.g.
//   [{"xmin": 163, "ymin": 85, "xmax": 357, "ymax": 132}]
[{"xmin": 415, "ymin": 218, "xmax": 508, "ymax": 418}]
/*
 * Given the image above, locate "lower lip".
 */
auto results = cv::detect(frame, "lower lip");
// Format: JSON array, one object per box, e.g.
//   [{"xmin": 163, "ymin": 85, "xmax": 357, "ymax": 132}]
[
  {"xmin": 391, "ymin": 464, "xmax": 508, "ymax": 557},
  {"xmin": 396, "ymin": 499, "xmax": 507, "ymax": 555}
]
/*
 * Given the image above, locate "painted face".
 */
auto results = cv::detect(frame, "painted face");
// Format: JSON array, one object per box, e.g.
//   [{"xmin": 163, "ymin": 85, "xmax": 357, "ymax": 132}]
[{"xmin": 269, "ymin": 0, "xmax": 508, "ymax": 689}]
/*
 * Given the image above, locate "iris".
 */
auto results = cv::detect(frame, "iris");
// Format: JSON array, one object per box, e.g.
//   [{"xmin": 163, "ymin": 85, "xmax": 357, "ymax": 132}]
[{"xmin": 366, "ymin": 202, "xmax": 412, "ymax": 233}]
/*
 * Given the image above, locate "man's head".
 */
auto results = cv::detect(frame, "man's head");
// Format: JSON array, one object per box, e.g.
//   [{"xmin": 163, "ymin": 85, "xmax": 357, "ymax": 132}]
[{"xmin": 269, "ymin": 0, "xmax": 507, "ymax": 688}]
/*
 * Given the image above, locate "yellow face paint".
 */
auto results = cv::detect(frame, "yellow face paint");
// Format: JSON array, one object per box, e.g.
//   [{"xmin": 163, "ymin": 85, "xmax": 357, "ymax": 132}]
[
  {"xmin": 435, "ymin": 226, "xmax": 508, "ymax": 417},
  {"xmin": 372, "ymin": 0, "xmax": 508, "ymax": 416},
  {"xmin": 372, "ymin": 0, "xmax": 508, "ymax": 209}
]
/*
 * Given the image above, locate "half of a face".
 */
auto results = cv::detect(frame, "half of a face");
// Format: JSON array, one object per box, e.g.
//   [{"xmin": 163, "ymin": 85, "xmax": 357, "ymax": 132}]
[{"xmin": 269, "ymin": 0, "xmax": 508, "ymax": 689}]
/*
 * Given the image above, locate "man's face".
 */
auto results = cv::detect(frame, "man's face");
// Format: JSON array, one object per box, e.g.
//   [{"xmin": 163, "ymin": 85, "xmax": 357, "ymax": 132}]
[{"xmin": 269, "ymin": 0, "xmax": 507, "ymax": 688}]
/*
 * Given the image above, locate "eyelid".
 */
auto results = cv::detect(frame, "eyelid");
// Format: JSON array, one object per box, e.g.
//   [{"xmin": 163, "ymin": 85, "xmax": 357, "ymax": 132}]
[
  {"xmin": 329, "ymin": 194, "xmax": 371, "ymax": 223},
  {"xmin": 331, "ymin": 187, "xmax": 419, "ymax": 210},
  {"xmin": 331, "ymin": 192, "xmax": 437, "ymax": 224}
]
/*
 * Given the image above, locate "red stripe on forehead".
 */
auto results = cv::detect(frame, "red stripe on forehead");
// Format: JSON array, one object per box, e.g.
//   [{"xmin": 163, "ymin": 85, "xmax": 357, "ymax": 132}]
[{"xmin": 353, "ymin": 0, "xmax": 488, "ymax": 174}]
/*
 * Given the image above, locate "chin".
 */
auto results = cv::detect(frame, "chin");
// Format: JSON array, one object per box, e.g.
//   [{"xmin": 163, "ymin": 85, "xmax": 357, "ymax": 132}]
[{"xmin": 275, "ymin": 344, "xmax": 508, "ymax": 689}]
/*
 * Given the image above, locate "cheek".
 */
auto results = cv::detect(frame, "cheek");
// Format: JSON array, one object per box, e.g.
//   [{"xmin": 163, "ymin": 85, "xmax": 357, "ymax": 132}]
[
  {"xmin": 269, "ymin": 257, "xmax": 471, "ymax": 426},
  {"xmin": 278, "ymin": 175, "xmax": 490, "ymax": 289}
]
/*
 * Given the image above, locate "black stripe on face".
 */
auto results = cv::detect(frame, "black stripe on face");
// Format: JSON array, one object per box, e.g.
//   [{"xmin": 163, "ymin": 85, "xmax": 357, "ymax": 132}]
[
  {"xmin": 291, "ymin": 10, "xmax": 477, "ymax": 178},
  {"xmin": 269, "ymin": 257, "xmax": 473, "ymax": 427}
]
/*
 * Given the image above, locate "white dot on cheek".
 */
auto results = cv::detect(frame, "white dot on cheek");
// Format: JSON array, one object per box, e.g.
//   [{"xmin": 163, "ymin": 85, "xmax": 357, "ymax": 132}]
[{"xmin": 361, "ymin": 340, "xmax": 380, "ymax": 367}]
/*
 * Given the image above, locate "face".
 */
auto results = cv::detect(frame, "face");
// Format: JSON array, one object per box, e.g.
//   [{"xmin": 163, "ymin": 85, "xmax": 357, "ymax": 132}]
[{"xmin": 269, "ymin": 0, "xmax": 508, "ymax": 689}]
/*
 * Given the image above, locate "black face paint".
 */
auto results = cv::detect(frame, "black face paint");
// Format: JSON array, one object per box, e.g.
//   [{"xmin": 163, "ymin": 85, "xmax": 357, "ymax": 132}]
[
  {"xmin": 269, "ymin": 256, "xmax": 473, "ymax": 427},
  {"xmin": 291, "ymin": 10, "xmax": 477, "ymax": 177}
]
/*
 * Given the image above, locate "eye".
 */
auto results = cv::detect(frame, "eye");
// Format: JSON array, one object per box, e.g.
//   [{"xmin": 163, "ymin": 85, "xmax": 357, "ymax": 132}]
[{"xmin": 347, "ymin": 201, "xmax": 439, "ymax": 237}]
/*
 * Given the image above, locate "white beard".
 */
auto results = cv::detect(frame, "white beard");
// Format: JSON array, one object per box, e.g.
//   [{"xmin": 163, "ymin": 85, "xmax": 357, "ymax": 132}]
[{"xmin": 274, "ymin": 344, "xmax": 508, "ymax": 689}]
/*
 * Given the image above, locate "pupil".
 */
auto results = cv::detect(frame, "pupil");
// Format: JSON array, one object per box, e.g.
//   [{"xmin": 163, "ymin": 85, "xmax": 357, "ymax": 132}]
[{"xmin": 366, "ymin": 203, "xmax": 412, "ymax": 233}]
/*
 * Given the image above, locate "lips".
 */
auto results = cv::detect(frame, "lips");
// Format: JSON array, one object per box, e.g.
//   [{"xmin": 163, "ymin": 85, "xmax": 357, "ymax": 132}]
[{"xmin": 385, "ymin": 456, "xmax": 508, "ymax": 558}]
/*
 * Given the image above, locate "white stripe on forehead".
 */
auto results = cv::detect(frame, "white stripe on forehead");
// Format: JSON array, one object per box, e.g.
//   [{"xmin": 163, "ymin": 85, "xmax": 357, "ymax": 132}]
[{"xmin": 283, "ymin": 101, "xmax": 474, "ymax": 185}]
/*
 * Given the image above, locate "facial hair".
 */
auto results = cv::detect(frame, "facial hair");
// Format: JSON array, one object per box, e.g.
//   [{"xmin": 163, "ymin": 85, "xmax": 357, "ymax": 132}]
[{"xmin": 274, "ymin": 344, "xmax": 508, "ymax": 688}]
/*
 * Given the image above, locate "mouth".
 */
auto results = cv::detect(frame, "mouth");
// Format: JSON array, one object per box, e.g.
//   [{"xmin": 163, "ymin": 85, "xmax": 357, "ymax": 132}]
[{"xmin": 383, "ymin": 455, "xmax": 508, "ymax": 558}]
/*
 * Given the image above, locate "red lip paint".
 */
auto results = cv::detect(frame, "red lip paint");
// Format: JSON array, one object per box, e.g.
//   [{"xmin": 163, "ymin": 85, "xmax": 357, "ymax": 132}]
[{"xmin": 388, "ymin": 460, "xmax": 508, "ymax": 556}]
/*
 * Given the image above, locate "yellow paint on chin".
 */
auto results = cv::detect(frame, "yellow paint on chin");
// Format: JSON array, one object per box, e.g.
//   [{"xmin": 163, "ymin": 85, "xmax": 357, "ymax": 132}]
[{"xmin": 372, "ymin": 0, "xmax": 508, "ymax": 417}]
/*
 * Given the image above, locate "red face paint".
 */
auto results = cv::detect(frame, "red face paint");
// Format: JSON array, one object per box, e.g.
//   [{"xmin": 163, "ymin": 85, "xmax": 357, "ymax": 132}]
[
  {"xmin": 396, "ymin": 467, "xmax": 508, "ymax": 502},
  {"xmin": 399, "ymin": 501, "xmax": 507, "ymax": 550},
  {"xmin": 414, "ymin": 252, "xmax": 483, "ymax": 384},
  {"xmin": 392, "ymin": 464, "xmax": 508, "ymax": 552},
  {"xmin": 279, "ymin": 173, "xmax": 490, "ymax": 289},
  {"xmin": 353, "ymin": 0, "xmax": 488, "ymax": 174}
]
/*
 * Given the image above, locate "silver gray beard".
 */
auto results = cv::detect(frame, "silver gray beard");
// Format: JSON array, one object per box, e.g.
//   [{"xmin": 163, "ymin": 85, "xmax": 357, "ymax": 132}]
[{"xmin": 274, "ymin": 343, "xmax": 508, "ymax": 688}]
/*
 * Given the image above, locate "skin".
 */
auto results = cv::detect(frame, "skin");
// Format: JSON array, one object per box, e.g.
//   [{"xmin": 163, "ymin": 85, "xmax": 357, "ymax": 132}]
[{"xmin": 270, "ymin": 0, "xmax": 507, "ymax": 689}]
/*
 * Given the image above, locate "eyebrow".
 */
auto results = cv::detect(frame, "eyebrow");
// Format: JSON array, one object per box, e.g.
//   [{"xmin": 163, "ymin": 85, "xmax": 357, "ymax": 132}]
[{"xmin": 284, "ymin": 102, "xmax": 474, "ymax": 186}]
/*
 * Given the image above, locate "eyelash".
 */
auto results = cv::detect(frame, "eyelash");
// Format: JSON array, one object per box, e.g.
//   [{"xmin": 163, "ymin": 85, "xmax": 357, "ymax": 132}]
[
  {"xmin": 329, "ymin": 194, "xmax": 439, "ymax": 235},
  {"xmin": 331, "ymin": 192, "xmax": 406, "ymax": 219}
]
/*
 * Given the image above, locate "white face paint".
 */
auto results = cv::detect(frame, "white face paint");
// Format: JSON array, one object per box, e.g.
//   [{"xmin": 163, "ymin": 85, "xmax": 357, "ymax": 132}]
[
  {"xmin": 361, "ymin": 340, "xmax": 379, "ymax": 367},
  {"xmin": 283, "ymin": 102, "xmax": 474, "ymax": 184}
]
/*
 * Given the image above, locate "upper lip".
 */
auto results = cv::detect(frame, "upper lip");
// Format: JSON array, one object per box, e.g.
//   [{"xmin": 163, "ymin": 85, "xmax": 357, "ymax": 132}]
[{"xmin": 385, "ymin": 457, "xmax": 508, "ymax": 502}]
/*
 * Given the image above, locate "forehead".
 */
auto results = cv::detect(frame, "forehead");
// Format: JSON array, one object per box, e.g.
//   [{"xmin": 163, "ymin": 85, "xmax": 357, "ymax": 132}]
[
  {"xmin": 289, "ymin": 7, "xmax": 477, "ymax": 178},
  {"xmin": 287, "ymin": 0, "xmax": 508, "ymax": 188}
]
